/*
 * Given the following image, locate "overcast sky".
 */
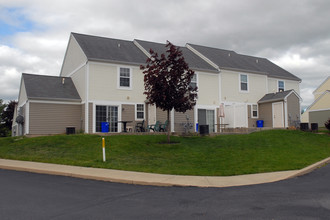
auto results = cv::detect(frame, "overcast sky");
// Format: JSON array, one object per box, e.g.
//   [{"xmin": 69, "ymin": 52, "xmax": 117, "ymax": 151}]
[{"xmin": 0, "ymin": 0, "xmax": 329, "ymax": 108}]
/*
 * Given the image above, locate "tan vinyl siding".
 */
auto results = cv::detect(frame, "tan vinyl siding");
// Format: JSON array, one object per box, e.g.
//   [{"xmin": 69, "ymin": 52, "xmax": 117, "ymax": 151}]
[
  {"xmin": 88, "ymin": 63, "xmax": 145, "ymax": 102},
  {"xmin": 156, "ymin": 107, "xmax": 167, "ymax": 123},
  {"xmin": 258, "ymin": 102, "xmax": 273, "ymax": 127},
  {"xmin": 221, "ymin": 70, "xmax": 267, "ymax": 103},
  {"xmin": 29, "ymin": 103, "xmax": 82, "ymax": 135},
  {"xmin": 81, "ymin": 103, "xmax": 85, "ymax": 132},
  {"xmin": 122, "ymin": 104, "xmax": 138, "ymax": 130},
  {"xmin": 20, "ymin": 104, "xmax": 26, "ymax": 136},
  {"xmin": 88, "ymin": 103, "xmax": 93, "ymax": 133},
  {"xmin": 287, "ymin": 93, "xmax": 300, "ymax": 126},
  {"xmin": 285, "ymin": 80, "xmax": 300, "ymax": 94},
  {"xmin": 310, "ymin": 92, "xmax": 330, "ymax": 110},
  {"xmin": 122, "ymin": 104, "xmax": 135, "ymax": 121},
  {"xmin": 309, "ymin": 110, "xmax": 330, "ymax": 127},
  {"xmin": 314, "ymin": 77, "xmax": 330, "ymax": 100},
  {"xmin": 197, "ymin": 72, "xmax": 219, "ymax": 105},
  {"xmin": 61, "ymin": 35, "xmax": 87, "ymax": 76},
  {"xmin": 174, "ymin": 110, "xmax": 194, "ymax": 132},
  {"xmin": 18, "ymin": 80, "xmax": 27, "ymax": 106},
  {"xmin": 71, "ymin": 65, "xmax": 86, "ymax": 101}
]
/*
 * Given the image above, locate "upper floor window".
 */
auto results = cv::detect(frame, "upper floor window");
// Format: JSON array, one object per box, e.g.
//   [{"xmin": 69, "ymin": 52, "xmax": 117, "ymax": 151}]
[
  {"xmin": 251, "ymin": 104, "xmax": 258, "ymax": 118},
  {"xmin": 136, "ymin": 104, "xmax": 144, "ymax": 120},
  {"xmin": 119, "ymin": 67, "xmax": 131, "ymax": 89},
  {"xmin": 240, "ymin": 74, "xmax": 248, "ymax": 92},
  {"xmin": 190, "ymin": 74, "xmax": 197, "ymax": 90},
  {"xmin": 278, "ymin": 80, "xmax": 285, "ymax": 92}
]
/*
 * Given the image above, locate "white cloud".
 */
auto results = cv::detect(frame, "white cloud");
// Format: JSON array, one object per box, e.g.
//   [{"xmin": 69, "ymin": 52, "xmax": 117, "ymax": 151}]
[
  {"xmin": 0, "ymin": 0, "xmax": 329, "ymax": 106},
  {"xmin": 274, "ymin": 53, "xmax": 316, "ymax": 70}
]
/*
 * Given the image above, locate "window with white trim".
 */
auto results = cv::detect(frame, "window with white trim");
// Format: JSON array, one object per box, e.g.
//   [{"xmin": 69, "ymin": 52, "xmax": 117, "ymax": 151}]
[
  {"xmin": 119, "ymin": 67, "xmax": 131, "ymax": 88},
  {"xmin": 252, "ymin": 104, "xmax": 258, "ymax": 118},
  {"xmin": 190, "ymin": 74, "xmax": 197, "ymax": 90},
  {"xmin": 136, "ymin": 104, "xmax": 144, "ymax": 120},
  {"xmin": 240, "ymin": 74, "xmax": 248, "ymax": 92},
  {"xmin": 278, "ymin": 80, "xmax": 285, "ymax": 92}
]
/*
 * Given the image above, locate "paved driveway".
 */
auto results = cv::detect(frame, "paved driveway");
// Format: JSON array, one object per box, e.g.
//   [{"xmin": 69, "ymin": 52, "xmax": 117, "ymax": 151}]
[{"xmin": 1, "ymin": 164, "xmax": 330, "ymax": 219}]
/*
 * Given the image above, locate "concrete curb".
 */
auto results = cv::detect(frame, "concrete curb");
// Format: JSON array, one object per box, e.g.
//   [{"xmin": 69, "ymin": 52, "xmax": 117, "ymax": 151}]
[
  {"xmin": 286, "ymin": 156, "xmax": 330, "ymax": 179},
  {"xmin": 1, "ymin": 157, "xmax": 330, "ymax": 188}
]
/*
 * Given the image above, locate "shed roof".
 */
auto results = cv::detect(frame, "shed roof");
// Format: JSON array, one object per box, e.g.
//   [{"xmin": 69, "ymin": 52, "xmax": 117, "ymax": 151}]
[
  {"xmin": 72, "ymin": 33, "xmax": 148, "ymax": 65},
  {"xmin": 134, "ymin": 39, "xmax": 218, "ymax": 73},
  {"xmin": 22, "ymin": 73, "xmax": 81, "ymax": 101},
  {"xmin": 258, "ymin": 90, "xmax": 295, "ymax": 103}
]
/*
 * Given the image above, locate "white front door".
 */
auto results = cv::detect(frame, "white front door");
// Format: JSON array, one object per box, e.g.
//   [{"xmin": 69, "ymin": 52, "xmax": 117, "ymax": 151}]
[{"xmin": 273, "ymin": 102, "xmax": 284, "ymax": 128}]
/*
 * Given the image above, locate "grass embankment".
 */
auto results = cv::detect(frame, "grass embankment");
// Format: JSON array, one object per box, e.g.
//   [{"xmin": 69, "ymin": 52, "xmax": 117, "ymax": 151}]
[{"xmin": 0, "ymin": 130, "xmax": 329, "ymax": 176}]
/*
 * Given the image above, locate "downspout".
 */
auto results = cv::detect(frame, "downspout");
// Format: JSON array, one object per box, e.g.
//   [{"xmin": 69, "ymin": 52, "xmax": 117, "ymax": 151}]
[
  {"xmin": 85, "ymin": 61, "xmax": 89, "ymax": 133},
  {"xmin": 284, "ymin": 99, "xmax": 288, "ymax": 128},
  {"xmin": 25, "ymin": 101, "xmax": 29, "ymax": 135}
]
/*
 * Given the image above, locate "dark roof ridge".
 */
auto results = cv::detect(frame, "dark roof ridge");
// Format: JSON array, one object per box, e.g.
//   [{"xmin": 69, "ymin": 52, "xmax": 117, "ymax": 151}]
[
  {"xmin": 72, "ymin": 32, "xmax": 132, "ymax": 44},
  {"xmin": 187, "ymin": 43, "xmax": 236, "ymax": 54},
  {"xmin": 135, "ymin": 39, "xmax": 188, "ymax": 50},
  {"xmin": 22, "ymin": 73, "xmax": 68, "ymax": 78}
]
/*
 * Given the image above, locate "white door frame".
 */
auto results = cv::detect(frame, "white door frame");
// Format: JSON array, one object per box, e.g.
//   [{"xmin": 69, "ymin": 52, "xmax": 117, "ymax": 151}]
[{"xmin": 272, "ymin": 102, "xmax": 284, "ymax": 128}]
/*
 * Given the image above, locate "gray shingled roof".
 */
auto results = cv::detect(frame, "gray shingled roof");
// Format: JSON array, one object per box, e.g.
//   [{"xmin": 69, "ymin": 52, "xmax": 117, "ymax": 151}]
[
  {"xmin": 72, "ymin": 33, "xmax": 148, "ymax": 65},
  {"xmin": 258, "ymin": 90, "xmax": 293, "ymax": 103},
  {"xmin": 187, "ymin": 44, "xmax": 301, "ymax": 81},
  {"xmin": 134, "ymin": 39, "xmax": 218, "ymax": 73},
  {"xmin": 71, "ymin": 33, "xmax": 300, "ymax": 81},
  {"xmin": 22, "ymin": 73, "xmax": 81, "ymax": 101}
]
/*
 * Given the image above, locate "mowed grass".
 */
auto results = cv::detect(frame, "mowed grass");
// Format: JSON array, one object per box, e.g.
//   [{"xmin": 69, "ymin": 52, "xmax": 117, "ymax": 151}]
[{"xmin": 0, "ymin": 130, "xmax": 329, "ymax": 176}]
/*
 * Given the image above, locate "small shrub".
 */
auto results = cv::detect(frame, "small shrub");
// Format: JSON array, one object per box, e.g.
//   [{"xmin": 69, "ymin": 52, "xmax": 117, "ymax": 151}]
[{"xmin": 325, "ymin": 119, "xmax": 330, "ymax": 131}]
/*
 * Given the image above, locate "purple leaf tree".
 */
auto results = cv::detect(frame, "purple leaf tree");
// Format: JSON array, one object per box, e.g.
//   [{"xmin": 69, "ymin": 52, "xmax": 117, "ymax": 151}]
[{"xmin": 141, "ymin": 41, "xmax": 197, "ymax": 143}]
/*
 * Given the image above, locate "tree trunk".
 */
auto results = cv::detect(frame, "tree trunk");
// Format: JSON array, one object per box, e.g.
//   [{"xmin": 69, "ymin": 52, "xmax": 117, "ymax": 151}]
[{"xmin": 167, "ymin": 109, "xmax": 171, "ymax": 143}]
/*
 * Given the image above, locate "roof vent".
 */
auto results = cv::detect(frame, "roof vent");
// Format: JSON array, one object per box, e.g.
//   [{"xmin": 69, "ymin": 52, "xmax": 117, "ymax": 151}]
[
  {"xmin": 256, "ymin": 59, "xmax": 259, "ymax": 63},
  {"xmin": 228, "ymin": 53, "xmax": 231, "ymax": 57},
  {"xmin": 118, "ymin": 43, "xmax": 121, "ymax": 48},
  {"xmin": 62, "ymin": 78, "xmax": 65, "ymax": 85}
]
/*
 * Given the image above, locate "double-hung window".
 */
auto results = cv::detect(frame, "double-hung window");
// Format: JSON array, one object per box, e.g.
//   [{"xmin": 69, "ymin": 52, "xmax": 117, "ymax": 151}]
[
  {"xmin": 190, "ymin": 74, "xmax": 197, "ymax": 90},
  {"xmin": 251, "ymin": 104, "xmax": 258, "ymax": 118},
  {"xmin": 240, "ymin": 74, "xmax": 248, "ymax": 92},
  {"xmin": 119, "ymin": 67, "xmax": 131, "ymax": 88},
  {"xmin": 278, "ymin": 80, "xmax": 285, "ymax": 92},
  {"xmin": 136, "ymin": 104, "xmax": 144, "ymax": 120}
]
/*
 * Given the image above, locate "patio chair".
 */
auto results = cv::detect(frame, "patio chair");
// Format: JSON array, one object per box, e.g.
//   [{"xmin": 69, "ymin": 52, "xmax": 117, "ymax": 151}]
[
  {"xmin": 135, "ymin": 120, "xmax": 145, "ymax": 132},
  {"xmin": 159, "ymin": 120, "xmax": 168, "ymax": 132},
  {"xmin": 148, "ymin": 121, "xmax": 161, "ymax": 132}
]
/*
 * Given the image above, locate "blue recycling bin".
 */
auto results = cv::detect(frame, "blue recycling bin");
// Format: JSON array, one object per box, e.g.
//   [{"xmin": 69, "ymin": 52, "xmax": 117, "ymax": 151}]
[
  {"xmin": 101, "ymin": 122, "xmax": 109, "ymax": 132},
  {"xmin": 257, "ymin": 120, "xmax": 264, "ymax": 128},
  {"xmin": 196, "ymin": 123, "xmax": 199, "ymax": 132}
]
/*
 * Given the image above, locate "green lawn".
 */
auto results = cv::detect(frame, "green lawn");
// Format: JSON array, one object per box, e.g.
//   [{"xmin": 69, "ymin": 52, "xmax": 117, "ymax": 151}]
[{"xmin": 0, "ymin": 130, "xmax": 329, "ymax": 176}]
